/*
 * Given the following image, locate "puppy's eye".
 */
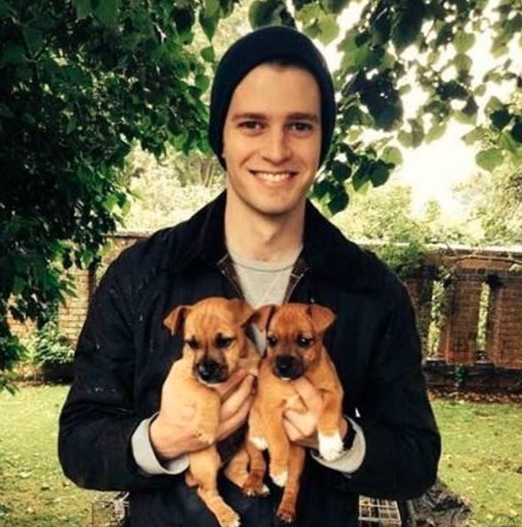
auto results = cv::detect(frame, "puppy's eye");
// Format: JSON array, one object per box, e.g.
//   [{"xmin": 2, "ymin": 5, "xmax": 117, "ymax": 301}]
[
  {"xmin": 267, "ymin": 335, "xmax": 278, "ymax": 347},
  {"xmin": 215, "ymin": 336, "xmax": 234, "ymax": 349},
  {"xmin": 296, "ymin": 336, "xmax": 314, "ymax": 348},
  {"xmin": 184, "ymin": 338, "xmax": 200, "ymax": 351}
]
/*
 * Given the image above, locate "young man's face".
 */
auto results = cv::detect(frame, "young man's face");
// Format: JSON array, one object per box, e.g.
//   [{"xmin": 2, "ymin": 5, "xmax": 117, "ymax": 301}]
[{"xmin": 222, "ymin": 63, "xmax": 322, "ymax": 220}]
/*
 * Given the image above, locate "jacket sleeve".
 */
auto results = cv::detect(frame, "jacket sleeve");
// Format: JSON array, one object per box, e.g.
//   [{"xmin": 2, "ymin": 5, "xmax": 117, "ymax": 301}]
[
  {"xmin": 343, "ymin": 275, "xmax": 441, "ymax": 500},
  {"xmin": 58, "ymin": 257, "xmax": 175, "ymax": 491}
]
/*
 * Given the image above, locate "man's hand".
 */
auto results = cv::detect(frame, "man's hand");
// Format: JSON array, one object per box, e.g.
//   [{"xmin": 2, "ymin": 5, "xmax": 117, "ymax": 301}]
[
  {"xmin": 283, "ymin": 377, "xmax": 347, "ymax": 450},
  {"xmin": 150, "ymin": 366, "xmax": 255, "ymax": 461}
]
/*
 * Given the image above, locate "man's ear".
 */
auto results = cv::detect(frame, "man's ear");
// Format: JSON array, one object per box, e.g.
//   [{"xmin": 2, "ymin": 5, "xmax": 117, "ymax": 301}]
[
  {"xmin": 307, "ymin": 304, "xmax": 336, "ymax": 334},
  {"xmin": 251, "ymin": 304, "xmax": 277, "ymax": 332},
  {"xmin": 227, "ymin": 299, "xmax": 255, "ymax": 327},
  {"xmin": 163, "ymin": 306, "xmax": 190, "ymax": 336}
]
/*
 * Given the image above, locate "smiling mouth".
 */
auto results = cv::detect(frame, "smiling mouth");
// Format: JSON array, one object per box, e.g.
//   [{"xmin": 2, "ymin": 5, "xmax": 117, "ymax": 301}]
[{"xmin": 250, "ymin": 170, "xmax": 297, "ymax": 183}]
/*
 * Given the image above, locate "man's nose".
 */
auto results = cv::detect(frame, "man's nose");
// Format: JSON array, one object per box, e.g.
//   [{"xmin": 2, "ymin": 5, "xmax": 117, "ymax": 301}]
[{"xmin": 261, "ymin": 128, "xmax": 291, "ymax": 163}]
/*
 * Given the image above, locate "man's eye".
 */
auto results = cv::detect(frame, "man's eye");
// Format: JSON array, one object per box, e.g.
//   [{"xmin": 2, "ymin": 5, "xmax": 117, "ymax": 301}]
[
  {"xmin": 185, "ymin": 338, "xmax": 200, "ymax": 351},
  {"xmin": 290, "ymin": 122, "xmax": 313, "ymax": 133},
  {"xmin": 296, "ymin": 336, "xmax": 314, "ymax": 348},
  {"xmin": 267, "ymin": 335, "xmax": 278, "ymax": 347},
  {"xmin": 239, "ymin": 121, "xmax": 263, "ymax": 130},
  {"xmin": 215, "ymin": 336, "xmax": 234, "ymax": 349}
]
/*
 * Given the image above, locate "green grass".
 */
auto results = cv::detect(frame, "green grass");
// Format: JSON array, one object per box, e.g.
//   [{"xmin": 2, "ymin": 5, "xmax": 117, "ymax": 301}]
[
  {"xmin": 0, "ymin": 386, "xmax": 521, "ymax": 527},
  {"xmin": 0, "ymin": 385, "xmax": 100, "ymax": 527},
  {"xmin": 434, "ymin": 397, "xmax": 522, "ymax": 527}
]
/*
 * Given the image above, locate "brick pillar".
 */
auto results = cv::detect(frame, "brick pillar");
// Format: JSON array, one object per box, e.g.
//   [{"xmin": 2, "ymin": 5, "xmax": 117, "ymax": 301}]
[
  {"xmin": 488, "ymin": 276, "xmax": 522, "ymax": 369},
  {"xmin": 404, "ymin": 275, "xmax": 433, "ymax": 357},
  {"xmin": 438, "ymin": 271, "xmax": 482, "ymax": 365}
]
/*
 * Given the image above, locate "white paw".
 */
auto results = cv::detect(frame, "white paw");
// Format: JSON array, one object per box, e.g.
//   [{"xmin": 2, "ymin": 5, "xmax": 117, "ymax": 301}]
[
  {"xmin": 318, "ymin": 432, "xmax": 344, "ymax": 461},
  {"xmin": 222, "ymin": 514, "xmax": 240, "ymax": 527},
  {"xmin": 260, "ymin": 484, "xmax": 270, "ymax": 496},
  {"xmin": 250, "ymin": 436, "xmax": 268, "ymax": 450},
  {"xmin": 271, "ymin": 470, "xmax": 288, "ymax": 487}
]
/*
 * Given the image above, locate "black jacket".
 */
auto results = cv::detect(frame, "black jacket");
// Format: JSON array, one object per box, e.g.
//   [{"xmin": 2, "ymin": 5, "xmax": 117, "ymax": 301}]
[{"xmin": 58, "ymin": 192, "xmax": 440, "ymax": 527}]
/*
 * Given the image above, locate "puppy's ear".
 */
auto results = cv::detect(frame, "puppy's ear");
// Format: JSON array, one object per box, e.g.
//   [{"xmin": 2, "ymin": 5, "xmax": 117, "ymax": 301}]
[
  {"xmin": 228, "ymin": 299, "xmax": 255, "ymax": 327},
  {"xmin": 307, "ymin": 304, "xmax": 336, "ymax": 334},
  {"xmin": 252, "ymin": 304, "xmax": 276, "ymax": 332},
  {"xmin": 163, "ymin": 306, "xmax": 190, "ymax": 336}
]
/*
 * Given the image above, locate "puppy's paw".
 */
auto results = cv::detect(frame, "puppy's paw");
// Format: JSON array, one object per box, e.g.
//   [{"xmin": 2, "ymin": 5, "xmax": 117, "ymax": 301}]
[
  {"xmin": 242, "ymin": 473, "xmax": 270, "ymax": 497},
  {"xmin": 196, "ymin": 429, "xmax": 216, "ymax": 446},
  {"xmin": 250, "ymin": 435, "xmax": 268, "ymax": 450},
  {"xmin": 218, "ymin": 508, "xmax": 240, "ymax": 527},
  {"xmin": 318, "ymin": 432, "xmax": 344, "ymax": 462},
  {"xmin": 270, "ymin": 470, "xmax": 288, "ymax": 487}
]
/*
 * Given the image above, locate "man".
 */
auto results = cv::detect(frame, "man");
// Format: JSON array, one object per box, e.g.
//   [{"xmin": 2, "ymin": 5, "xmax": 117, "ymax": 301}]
[{"xmin": 59, "ymin": 26, "xmax": 440, "ymax": 527}]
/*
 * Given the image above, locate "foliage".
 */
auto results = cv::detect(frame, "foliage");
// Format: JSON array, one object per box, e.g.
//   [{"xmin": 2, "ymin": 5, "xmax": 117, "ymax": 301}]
[
  {"xmin": 123, "ymin": 147, "xmax": 222, "ymax": 231},
  {"xmin": 331, "ymin": 182, "xmax": 467, "ymax": 278},
  {"xmin": 3, "ymin": 0, "xmax": 522, "ymax": 390},
  {"xmin": 0, "ymin": 0, "xmax": 237, "ymax": 391},
  {"xmin": 29, "ymin": 315, "xmax": 74, "ymax": 367},
  {"xmin": 247, "ymin": 0, "xmax": 522, "ymax": 216}
]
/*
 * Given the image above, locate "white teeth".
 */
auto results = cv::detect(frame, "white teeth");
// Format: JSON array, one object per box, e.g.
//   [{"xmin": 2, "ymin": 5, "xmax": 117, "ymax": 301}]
[{"xmin": 254, "ymin": 171, "xmax": 292, "ymax": 183}]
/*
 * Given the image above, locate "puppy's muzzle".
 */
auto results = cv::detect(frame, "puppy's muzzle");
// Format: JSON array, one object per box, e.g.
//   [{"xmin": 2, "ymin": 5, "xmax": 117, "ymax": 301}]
[
  {"xmin": 274, "ymin": 355, "xmax": 304, "ymax": 380},
  {"xmin": 194, "ymin": 359, "xmax": 228, "ymax": 384}
]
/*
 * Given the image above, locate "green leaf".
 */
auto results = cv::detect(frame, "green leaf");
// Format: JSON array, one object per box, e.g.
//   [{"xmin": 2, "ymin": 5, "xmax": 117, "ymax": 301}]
[
  {"xmin": 95, "ymin": 0, "xmax": 119, "ymax": 23},
  {"xmin": 327, "ymin": 189, "xmax": 349, "ymax": 215},
  {"xmin": 312, "ymin": 178, "xmax": 333, "ymax": 200},
  {"xmin": 199, "ymin": 0, "xmax": 220, "ymax": 41},
  {"xmin": 461, "ymin": 127, "xmax": 486, "ymax": 146},
  {"xmin": 320, "ymin": 0, "xmax": 350, "ymax": 14},
  {"xmin": 510, "ymin": 122, "xmax": 522, "ymax": 143},
  {"xmin": 425, "ymin": 122, "xmax": 447, "ymax": 143},
  {"xmin": 249, "ymin": 0, "xmax": 285, "ymax": 28},
  {"xmin": 381, "ymin": 146, "xmax": 403, "ymax": 166},
  {"xmin": 453, "ymin": 53, "xmax": 472, "ymax": 73},
  {"xmin": 390, "ymin": 0, "xmax": 426, "ymax": 52},
  {"xmin": 22, "ymin": 28, "xmax": 43, "ymax": 56},
  {"xmin": 475, "ymin": 148, "xmax": 503, "ymax": 172},
  {"xmin": 369, "ymin": 161, "xmax": 391, "ymax": 187},
  {"xmin": 1, "ymin": 44, "xmax": 25, "ymax": 65},
  {"xmin": 352, "ymin": 164, "xmax": 369, "ymax": 191},
  {"xmin": 195, "ymin": 73, "xmax": 210, "ymax": 92},
  {"xmin": 454, "ymin": 32, "xmax": 475, "ymax": 53},
  {"xmin": 317, "ymin": 14, "xmax": 339, "ymax": 45},
  {"xmin": 201, "ymin": 45, "xmax": 215, "ymax": 63},
  {"xmin": 490, "ymin": 109, "xmax": 512, "ymax": 130},
  {"xmin": 74, "ymin": 0, "xmax": 92, "ymax": 20},
  {"xmin": 331, "ymin": 161, "xmax": 351, "ymax": 182},
  {"xmin": 398, "ymin": 130, "xmax": 413, "ymax": 148}
]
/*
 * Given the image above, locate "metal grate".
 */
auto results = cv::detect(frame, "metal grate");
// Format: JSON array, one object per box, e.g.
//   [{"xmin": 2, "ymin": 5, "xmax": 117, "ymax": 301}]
[
  {"xmin": 91, "ymin": 493, "xmax": 402, "ymax": 527},
  {"xmin": 359, "ymin": 496, "xmax": 402, "ymax": 526},
  {"xmin": 91, "ymin": 493, "xmax": 129, "ymax": 527}
]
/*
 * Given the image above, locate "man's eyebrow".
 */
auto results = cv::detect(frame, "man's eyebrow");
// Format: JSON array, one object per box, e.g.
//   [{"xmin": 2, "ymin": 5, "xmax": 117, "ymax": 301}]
[
  {"xmin": 287, "ymin": 112, "xmax": 320, "ymax": 123},
  {"xmin": 230, "ymin": 112, "xmax": 320, "ymax": 122},
  {"xmin": 230, "ymin": 112, "xmax": 267, "ymax": 122}
]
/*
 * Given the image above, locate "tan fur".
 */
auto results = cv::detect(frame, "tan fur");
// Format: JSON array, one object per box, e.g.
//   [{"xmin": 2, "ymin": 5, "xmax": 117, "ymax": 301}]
[
  {"xmin": 248, "ymin": 303, "xmax": 344, "ymax": 523},
  {"xmin": 163, "ymin": 297, "xmax": 262, "ymax": 527}
]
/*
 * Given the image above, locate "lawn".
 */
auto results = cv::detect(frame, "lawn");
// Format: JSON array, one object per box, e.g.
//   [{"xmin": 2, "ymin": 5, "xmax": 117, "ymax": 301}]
[{"xmin": 0, "ymin": 386, "xmax": 521, "ymax": 527}]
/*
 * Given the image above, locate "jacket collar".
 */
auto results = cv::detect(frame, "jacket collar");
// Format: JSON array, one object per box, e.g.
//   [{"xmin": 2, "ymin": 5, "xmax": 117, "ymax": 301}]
[{"xmin": 180, "ymin": 190, "xmax": 379, "ymax": 292}]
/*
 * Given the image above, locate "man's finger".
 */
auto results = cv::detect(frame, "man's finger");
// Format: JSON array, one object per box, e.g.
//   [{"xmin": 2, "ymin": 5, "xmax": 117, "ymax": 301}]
[
  {"xmin": 217, "ymin": 394, "xmax": 254, "ymax": 440},
  {"xmin": 214, "ymin": 368, "xmax": 248, "ymax": 399},
  {"xmin": 290, "ymin": 377, "xmax": 323, "ymax": 416},
  {"xmin": 220, "ymin": 375, "xmax": 254, "ymax": 421}
]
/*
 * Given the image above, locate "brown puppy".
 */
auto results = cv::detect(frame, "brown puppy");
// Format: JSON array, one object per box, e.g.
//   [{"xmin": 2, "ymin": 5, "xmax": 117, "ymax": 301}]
[
  {"xmin": 246, "ymin": 303, "xmax": 344, "ymax": 523},
  {"xmin": 163, "ymin": 297, "xmax": 266, "ymax": 527}
]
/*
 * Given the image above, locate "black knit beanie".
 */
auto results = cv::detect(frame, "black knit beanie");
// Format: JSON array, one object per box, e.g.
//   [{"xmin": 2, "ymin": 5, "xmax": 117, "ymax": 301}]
[{"xmin": 208, "ymin": 26, "xmax": 336, "ymax": 168}]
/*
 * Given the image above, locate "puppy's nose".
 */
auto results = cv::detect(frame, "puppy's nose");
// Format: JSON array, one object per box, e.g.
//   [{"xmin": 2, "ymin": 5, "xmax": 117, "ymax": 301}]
[
  {"xmin": 274, "ymin": 355, "xmax": 303, "ymax": 380},
  {"xmin": 195, "ymin": 359, "xmax": 226, "ymax": 383}
]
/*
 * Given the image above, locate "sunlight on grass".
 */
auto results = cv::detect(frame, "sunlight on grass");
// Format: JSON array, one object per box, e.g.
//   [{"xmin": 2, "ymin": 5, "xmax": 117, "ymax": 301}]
[
  {"xmin": 0, "ymin": 386, "xmax": 521, "ymax": 527},
  {"xmin": 433, "ymin": 398, "xmax": 522, "ymax": 527}
]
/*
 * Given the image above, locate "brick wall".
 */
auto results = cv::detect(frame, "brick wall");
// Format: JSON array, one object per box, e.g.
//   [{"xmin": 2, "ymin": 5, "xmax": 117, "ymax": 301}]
[{"xmin": 10, "ymin": 236, "xmax": 522, "ymax": 371}]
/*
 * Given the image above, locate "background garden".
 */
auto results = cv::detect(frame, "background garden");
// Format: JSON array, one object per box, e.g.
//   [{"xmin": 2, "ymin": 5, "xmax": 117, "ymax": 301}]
[{"xmin": 2, "ymin": 0, "xmax": 522, "ymax": 526}]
